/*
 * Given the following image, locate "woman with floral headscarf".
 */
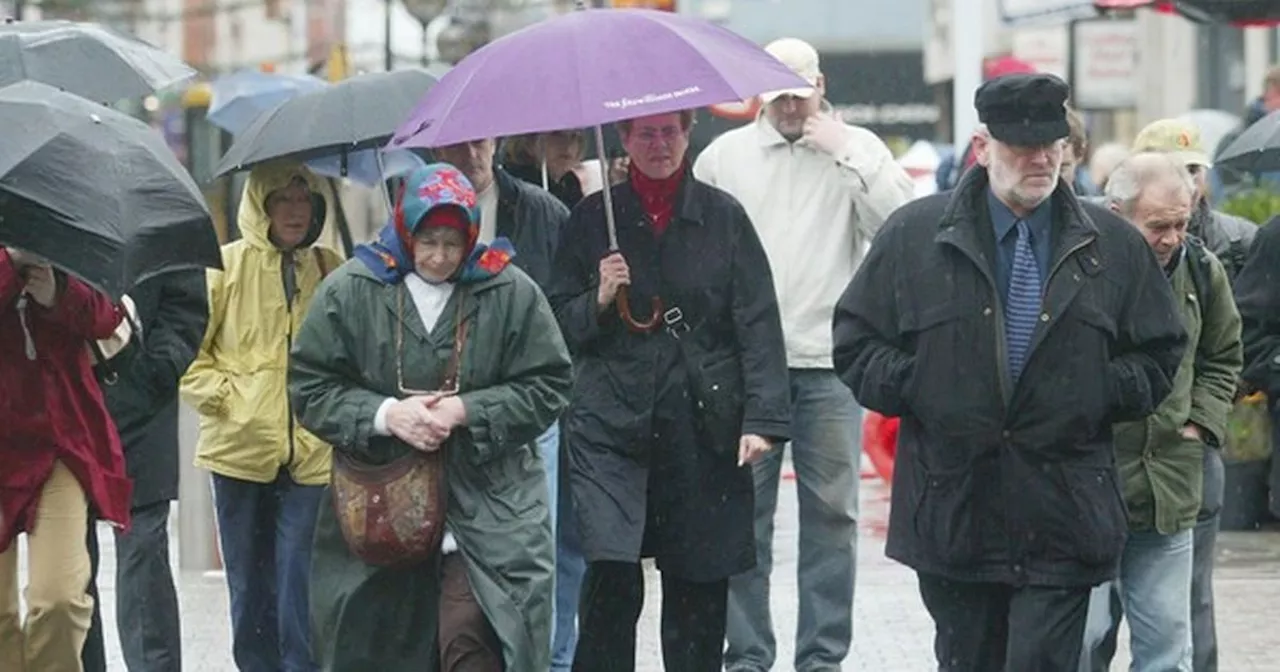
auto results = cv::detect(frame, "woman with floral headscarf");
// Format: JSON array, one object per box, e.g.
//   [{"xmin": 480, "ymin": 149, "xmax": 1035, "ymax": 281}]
[{"xmin": 289, "ymin": 163, "xmax": 573, "ymax": 671}]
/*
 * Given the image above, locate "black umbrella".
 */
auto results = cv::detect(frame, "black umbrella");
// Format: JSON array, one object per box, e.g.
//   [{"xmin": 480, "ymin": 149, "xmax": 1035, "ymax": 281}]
[
  {"xmin": 215, "ymin": 69, "xmax": 438, "ymax": 177},
  {"xmin": 0, "ymin": 81, "xmax": 220, "ymax": 299},
  {"xmin": 0, "ymin": 19, "xmax": 195, "ymax": 102},
  {"xmin": 1215, "ymin": 110, "xmax": 1280, "ymax": 174}
]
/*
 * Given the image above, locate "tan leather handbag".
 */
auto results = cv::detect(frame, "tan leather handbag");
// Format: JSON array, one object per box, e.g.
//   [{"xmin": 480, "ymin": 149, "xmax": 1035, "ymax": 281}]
[{"xmin": 329, "ymin": 285, "xmax": 468, "ymax": 567}]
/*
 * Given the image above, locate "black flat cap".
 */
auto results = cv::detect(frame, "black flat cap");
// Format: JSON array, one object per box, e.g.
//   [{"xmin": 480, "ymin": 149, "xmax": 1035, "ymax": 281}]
[{"xmin": 975, "ymin": 73, "xmax": 1070, "ymax": 146}]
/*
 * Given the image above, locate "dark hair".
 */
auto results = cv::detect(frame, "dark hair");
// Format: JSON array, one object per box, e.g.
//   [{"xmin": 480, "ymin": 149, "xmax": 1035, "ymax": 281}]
[{"xmin": 615, "ymin": 109, "xmax": 696, "ymax": 135}]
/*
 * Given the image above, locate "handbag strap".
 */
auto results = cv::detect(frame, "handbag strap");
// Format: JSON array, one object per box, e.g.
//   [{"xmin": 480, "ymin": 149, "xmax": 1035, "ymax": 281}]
[
  {"xmin": 440, "ymin": 288, "xmax": 470, "ymax": 392},
  {"xmin": 395, "ymin": 283, "xmax": 471, "ymax": 394},
  {"xmin": 313, "ymin": 247, "xmax": 331, "ymax": 279}
]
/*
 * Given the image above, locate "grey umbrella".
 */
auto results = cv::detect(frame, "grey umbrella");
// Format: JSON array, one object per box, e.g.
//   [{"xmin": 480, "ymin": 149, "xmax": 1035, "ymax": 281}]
[
  {"xmin": 0, "ymin": 19, "xmax": 195, "ymax": 102},
  {"xmin": 214, "ymin": 68, "xmax": 438, "ymax": 177},
  {"xmin": 0, "ymin": 81, "xmax": 220, "ymax": 299},
  {"xmin": 1216, "ymin": 110, "xmax": 1280, "ymax": 175}
]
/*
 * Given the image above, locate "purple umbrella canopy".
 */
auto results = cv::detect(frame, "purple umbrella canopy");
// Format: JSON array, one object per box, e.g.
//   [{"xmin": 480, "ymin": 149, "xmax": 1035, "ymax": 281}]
[{"xmin": 389, "ymin": 8, "xmax": 810, "ymax": 149}]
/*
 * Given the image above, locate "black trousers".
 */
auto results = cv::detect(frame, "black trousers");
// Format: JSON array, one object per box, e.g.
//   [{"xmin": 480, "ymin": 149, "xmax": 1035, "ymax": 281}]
[
  {"xmin": 917, "ymin": 573, "xmax": 1091, "ymax": 672},
  {"xmin": 572, "ymin": 560, "xmax": 727, "ymax": 672},
  {"xmin": 82, "ymin": 503, "xmax": 183, "ymax": 672}
]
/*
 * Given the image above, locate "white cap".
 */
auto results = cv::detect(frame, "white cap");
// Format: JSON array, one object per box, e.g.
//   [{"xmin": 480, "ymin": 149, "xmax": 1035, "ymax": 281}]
[{"xmin": 760, "ymin": 38, "xmax": 820, "ymax": 103}]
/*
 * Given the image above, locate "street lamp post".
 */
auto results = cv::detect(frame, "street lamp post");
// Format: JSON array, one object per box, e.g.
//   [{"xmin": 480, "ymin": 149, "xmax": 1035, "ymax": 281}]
[
  {"xmin": 384, "ymin": 0, "xmax": 393, "ymax": 71},
  {"xmin": 403, "ymin": 0, "xmax": 449, "ymax": 65},
  {"xmin": 951, "ymin": 0, "xmax": 983, "ymax": 150}
]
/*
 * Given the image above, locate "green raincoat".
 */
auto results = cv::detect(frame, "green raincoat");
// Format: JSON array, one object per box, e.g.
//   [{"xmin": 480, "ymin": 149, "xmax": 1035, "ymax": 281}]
[
  {"xmin": 1114, "ymin": 243, "xmax": 1242, "ymax": 534},
  {"xmin": 288, "ymin": 259, "xmax": 572, "ymax": 671}
]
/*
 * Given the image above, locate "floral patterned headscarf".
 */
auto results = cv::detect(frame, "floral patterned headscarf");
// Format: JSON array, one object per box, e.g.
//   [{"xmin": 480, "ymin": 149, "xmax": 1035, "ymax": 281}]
[{"xmin": 354, "ymin": 163, "xmax": 516, "ymax": 285}]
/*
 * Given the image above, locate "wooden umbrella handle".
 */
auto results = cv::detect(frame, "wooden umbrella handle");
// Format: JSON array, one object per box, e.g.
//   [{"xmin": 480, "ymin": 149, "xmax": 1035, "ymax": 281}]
[{"xmin": 616, "ymin": 286, "xmax": 663, "ymax": 332}]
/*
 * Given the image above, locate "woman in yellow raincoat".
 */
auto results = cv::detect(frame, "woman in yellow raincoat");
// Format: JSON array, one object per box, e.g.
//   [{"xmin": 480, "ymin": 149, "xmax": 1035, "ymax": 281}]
[{"xmin": 180, "ymin": 161, "xmax": 343, "ymax": 671}]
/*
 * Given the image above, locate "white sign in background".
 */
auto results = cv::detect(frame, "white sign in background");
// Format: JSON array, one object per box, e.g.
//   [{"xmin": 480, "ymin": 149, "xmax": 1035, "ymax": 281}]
[
  {"xmin": 1071, "ymin": 19, "xmax": 1139, "ymax": 109},
  {"xmin": 1011, "ymin": 25, "xmax": 1069, "ymax": 80}
]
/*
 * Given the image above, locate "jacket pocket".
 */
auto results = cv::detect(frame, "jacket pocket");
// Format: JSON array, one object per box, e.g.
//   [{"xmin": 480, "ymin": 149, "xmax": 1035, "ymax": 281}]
[
  {"xmin": 904, "ymin": 300, "xmax": 987, "ymax": 432},
  {"xmin": 913, "ymin": 465, "xmax": 981, "ymax": 565},
  {"xmin": 687, "ymin": 352, "xmax": 745, "ymax": 457},
  {"xmin": 480, "ymin": 442, "xmax": 544, "ymax": 519},
  {"xmin": 1032, "ymin": 463, "xmax": 1127, "ymax": 567}
]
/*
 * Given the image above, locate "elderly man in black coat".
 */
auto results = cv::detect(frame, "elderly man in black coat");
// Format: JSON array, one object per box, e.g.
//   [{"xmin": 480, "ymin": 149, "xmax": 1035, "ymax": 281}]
[
  {"xmin": 832, "ymin": 74, "xmax": 1186, "ymax": 670},
  {"xmin": 82, "ymin": 270, "xmax": 208, "ymax": 672}
]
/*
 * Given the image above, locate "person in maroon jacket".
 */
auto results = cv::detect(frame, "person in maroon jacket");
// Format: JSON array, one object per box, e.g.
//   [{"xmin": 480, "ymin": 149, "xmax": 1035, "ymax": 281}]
[{"xmin": 0, "ymin": 246, "xmax": 132, "ymax": 671}]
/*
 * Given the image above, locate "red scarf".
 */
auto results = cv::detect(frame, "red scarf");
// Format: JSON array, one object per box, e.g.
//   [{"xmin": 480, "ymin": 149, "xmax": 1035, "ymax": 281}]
[{"xmin": 629, "ymin": 163, "xmax": 683, "ymax": 237}]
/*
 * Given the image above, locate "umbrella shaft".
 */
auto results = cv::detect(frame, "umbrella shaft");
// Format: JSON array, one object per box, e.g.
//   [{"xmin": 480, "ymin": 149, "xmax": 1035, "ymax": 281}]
[{"xmin": 593, "ymin": 125, "xmax": 619, "ymax": 251}]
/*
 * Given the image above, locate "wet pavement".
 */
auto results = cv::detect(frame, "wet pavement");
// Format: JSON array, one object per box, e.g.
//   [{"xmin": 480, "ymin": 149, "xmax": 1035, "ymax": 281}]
[{"xmin": 17, "ymin": 474, "xmax": 1280, "ymax": 670}]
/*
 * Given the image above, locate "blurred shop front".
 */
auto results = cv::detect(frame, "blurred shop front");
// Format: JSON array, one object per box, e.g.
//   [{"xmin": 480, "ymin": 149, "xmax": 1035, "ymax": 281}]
[{"xmin": 693, "ymin": 50, "xmax": 940, "ymax": 157}]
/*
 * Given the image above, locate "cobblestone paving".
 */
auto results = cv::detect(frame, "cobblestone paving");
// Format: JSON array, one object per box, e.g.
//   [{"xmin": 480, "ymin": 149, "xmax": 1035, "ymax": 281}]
[{"xmin": 17, "ymin": 477, "xmax": 1280, "ymax": 670}]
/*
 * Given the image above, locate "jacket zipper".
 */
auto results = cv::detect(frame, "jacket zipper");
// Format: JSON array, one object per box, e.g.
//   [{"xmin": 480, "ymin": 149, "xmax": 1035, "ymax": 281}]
[
  {"xmin": 1043, "ymin": 238, "xmax": 1094, "ymax": 301},
  {"xmin": 286, "ymin": 327, "xmax": 296, "ymax": 469},
  {"xmin": 284, "ymin": 253, "xmax": 297, "ymax": 470}
]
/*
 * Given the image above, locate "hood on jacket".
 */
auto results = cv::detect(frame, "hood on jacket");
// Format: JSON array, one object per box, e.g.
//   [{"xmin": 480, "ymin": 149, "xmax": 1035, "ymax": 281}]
[{"xmin": 237, "ymin": 161, "xmax": 327, "ymax": 251}]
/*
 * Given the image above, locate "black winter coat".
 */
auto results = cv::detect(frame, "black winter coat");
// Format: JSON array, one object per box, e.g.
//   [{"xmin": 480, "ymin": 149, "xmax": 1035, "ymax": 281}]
[
  {"xmin": 1235, "ymin": 216, "xmax": 1280, "ymax": 393},
  {"xmin": 96, "ymin": 270, "xmax": 208, "ymax": 509},
  {"xmin": 493, "ymin": 166, "xmax": 569, "ymax": 290},
  {"xmin": 547, "ymin": 172, "xmax": 790, "ymax": 582},
  {"xmin": 833, "ymin": 168, "xmax": 1186, "ymax": 587}
]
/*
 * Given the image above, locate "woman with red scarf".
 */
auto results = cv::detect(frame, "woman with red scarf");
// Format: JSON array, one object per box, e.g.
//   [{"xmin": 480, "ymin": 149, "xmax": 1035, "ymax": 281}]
[
  {"xmin": 0, "ymin": 247, "xmax": 130, "ymax": 671},
  {"xmin": 546, "ymin": 111, "xmax": 791, "ymax": 671}
]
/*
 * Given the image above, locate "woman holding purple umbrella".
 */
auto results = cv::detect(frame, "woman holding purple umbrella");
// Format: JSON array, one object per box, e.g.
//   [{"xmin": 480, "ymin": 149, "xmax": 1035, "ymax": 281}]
[{"xmin": 546, "ymin": 110, "xmax": 791, "ymax": 672}]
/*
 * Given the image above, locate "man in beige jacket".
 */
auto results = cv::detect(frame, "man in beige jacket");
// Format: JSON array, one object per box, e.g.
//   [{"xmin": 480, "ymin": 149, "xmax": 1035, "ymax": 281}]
[{"xmin": 694, "ymin": 36, "xmax": 914, "ymax": 672}]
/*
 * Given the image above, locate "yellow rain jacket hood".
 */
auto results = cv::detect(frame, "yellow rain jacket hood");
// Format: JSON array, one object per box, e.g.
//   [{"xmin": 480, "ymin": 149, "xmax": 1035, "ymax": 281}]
[{"xmin": 181, "ymin": 161, "xmax": 344, "ymax": 485}]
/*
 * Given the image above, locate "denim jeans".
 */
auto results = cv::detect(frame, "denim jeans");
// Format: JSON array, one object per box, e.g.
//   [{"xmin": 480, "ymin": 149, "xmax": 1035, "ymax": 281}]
[
  {"xmin": 1083, "ymin": 448, "xmax": 1223, "ymax": 672},
  {"xmin": 550, "ymin": 430, "xmax": 587, "ymax": 671},
  {"xmin": 212, "ymin": 471, "xmax": 323, "ymax": 672},
  {"xmin": 540, "ymin": 422, "xmax": 587, "ymax": 670},
  {"xmin": 1082, "ymin": 529, "xmax": 1195, "ymax": 672},
  {"xmin": 725, "ymin": 369, "xmax": 861, "ymax": 671},
  {"xmin": 1192, "ymin": 446, "xmax": 1223, "ymax": 672},
  {"xmin": 539, "ymin": 423, "xmax": 561, "ymax": 543}
]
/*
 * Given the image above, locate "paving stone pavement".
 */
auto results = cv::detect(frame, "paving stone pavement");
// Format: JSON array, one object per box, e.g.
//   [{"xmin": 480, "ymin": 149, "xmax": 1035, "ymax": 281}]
[{"xmin": 17, "ymin": 477, "xmax": 1280, "ymax": 670}]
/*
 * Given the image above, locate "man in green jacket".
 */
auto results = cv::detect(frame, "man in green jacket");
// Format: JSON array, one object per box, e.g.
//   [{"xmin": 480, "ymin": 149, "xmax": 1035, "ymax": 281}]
[{"xmin": 1081, "ymin": 152, "xmax": 1242, "ymax": 671}]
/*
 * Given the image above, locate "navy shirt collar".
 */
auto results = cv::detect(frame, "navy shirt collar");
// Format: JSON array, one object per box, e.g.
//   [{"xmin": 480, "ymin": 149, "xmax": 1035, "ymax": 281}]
[{"xmin": 986, "ymin": 188, "xmax": 1052, "ymax": 242}]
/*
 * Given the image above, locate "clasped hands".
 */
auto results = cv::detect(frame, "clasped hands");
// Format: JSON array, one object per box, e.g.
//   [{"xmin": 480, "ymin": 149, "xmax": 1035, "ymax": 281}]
[{"xmin": 386, "ymin": 393, "xmax": 467, "ymax": 453}]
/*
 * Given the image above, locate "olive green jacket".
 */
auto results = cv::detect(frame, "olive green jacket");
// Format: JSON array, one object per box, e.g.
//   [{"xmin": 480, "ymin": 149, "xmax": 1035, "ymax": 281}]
[{"xmin": 1114, "ymin": 245, "xmax": 1241, "ymax": 534}]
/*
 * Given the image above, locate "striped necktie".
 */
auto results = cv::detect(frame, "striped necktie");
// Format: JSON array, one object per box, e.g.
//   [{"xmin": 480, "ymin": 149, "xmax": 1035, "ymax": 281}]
[{"xmin": 1005, "ymin": 220, "xmax": 1042, "ymax": 379}]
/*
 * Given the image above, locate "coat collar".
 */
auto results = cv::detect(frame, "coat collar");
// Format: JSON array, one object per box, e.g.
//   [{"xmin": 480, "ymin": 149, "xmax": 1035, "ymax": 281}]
[
  {"xmin": 936, "ymin": 166, "xmax": 1099, "ymax": 268},
  {"xmin": 935, "ymin": 166, "xmax": 1104, "ymax": 399},
  {"xmin": 347, "ymin": 261, "xmax": 511, "ymax": 345}
]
